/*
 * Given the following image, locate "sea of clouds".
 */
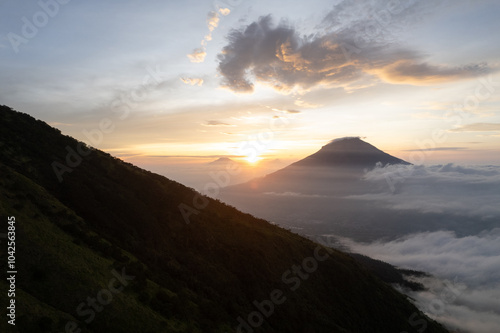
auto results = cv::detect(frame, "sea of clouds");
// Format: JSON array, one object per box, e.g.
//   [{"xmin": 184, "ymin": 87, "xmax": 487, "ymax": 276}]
[
  {"xmin": 351, "ymin": 163, "xmax": 500, "ymax": 218},
  {"xmin": 341, "ymin": 164, "xmax": 500, "ymax": 333}
]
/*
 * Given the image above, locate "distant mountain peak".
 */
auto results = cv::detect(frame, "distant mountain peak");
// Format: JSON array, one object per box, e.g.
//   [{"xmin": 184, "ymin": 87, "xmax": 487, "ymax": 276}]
[
  {"xmin": 206, "ymin": 156, "xmax": 238, "ymax": 166},
  {"xmin": 211, "ymin": 157, "xmax": 233, "ymax": 163}
]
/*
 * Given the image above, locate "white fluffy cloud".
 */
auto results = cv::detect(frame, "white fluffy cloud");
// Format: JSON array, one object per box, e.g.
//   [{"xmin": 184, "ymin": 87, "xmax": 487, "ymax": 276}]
[
  {"xmin": 180, "ymin": 77, "xmax": 204, "ymax": 86},
  {"xmin": 342, "ymin": 230, "xmax": 500, "ymax": 286},
  {"xmin": 349, "ymin": 164, "xmax": 500, "ymax": 218},
  {"xmin": 187, "ymin": 7, "xmax": 231, "ymax": 63},
  {"xmin": 338, "ymin": 163, "xmax": 500, "ymax": 331},
  {"xmin": 341, "ymin": 230, "xmax": 500, "ymax": 333},
  {"xmin": 187, "ymin": 47, "xmax": 207, "ymax": 63}
]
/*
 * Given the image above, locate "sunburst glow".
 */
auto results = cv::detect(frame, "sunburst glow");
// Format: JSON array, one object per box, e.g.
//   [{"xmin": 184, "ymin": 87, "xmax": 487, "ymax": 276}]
[{"xmin": 245, "ymin": 155, "xmax": 262, "ymax": 164}]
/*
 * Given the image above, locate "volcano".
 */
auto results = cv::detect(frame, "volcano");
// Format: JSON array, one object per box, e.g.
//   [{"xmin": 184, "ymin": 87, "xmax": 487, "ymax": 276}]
[
  {"xmin": 222, "ymin": 137, "xmax": 409, "ymax": 195},
  {"xmin": 291, "ymin": 137, "xmax": 410, "ymax": 168}
]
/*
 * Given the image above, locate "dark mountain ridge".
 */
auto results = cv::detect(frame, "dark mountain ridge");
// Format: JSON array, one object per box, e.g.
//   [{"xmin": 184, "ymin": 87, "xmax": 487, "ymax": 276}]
[{"xmin": 0, "ymin": 105, "xmax": 447, "ymax": 333}]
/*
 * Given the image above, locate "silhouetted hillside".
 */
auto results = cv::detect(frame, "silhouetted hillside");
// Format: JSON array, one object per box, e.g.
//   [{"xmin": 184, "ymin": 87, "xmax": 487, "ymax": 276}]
[
  {"xmin": 0, "ymin": 105, "xmax": 447, "ymax": 333},
  {"xmin": 348, "ymin": 253, "xmax": 429, "ymax": 291}
]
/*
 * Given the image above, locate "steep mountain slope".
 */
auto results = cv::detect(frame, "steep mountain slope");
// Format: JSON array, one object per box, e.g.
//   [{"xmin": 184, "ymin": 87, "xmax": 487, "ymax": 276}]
[
  {"xmin": 0, "ymin": 105, "xmax": 448, "ymax": 333},
  {"xmin": 291, "ymin": 137, "xmax": 409, "ymax": 168}
]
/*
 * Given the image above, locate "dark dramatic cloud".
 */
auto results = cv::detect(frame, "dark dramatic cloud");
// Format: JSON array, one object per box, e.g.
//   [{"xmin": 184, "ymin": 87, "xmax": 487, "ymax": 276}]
[
  {"xmin": 217, "ymin": 2, "xmax": 494, "ymax": 93},
  {"xmin": 217, "ymin": 15, "xmax": 373, "ymax": 93}
]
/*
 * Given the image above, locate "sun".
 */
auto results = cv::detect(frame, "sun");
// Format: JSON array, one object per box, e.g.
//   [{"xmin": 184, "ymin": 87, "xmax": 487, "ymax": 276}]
[{"xmin": 245, "ymin": 155, "xmax": 262, "ymax": 165}]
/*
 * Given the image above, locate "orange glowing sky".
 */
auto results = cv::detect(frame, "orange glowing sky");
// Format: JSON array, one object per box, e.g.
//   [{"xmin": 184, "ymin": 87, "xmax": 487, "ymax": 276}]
[{"xmin": 2, "ymin": 0, "xmax": 500, "ymax": 174}]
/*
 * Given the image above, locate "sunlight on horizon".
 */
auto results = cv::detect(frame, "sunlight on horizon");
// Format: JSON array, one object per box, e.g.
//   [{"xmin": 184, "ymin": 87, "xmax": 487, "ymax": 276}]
[{"xmin": 244, "ymin": 155, "xmax": 262, "ymax": 165}]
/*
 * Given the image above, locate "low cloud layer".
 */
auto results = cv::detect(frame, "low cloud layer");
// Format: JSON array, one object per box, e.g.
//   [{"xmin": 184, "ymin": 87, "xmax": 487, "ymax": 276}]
[
  {"xmin": 341, "ymin": 230, "xmax": 500, "ymax": 333},
  {"xmin": 342, "ymin": 230, "xmax": 500, "ymax": 287},
  {"xmin": 404, "ymin": 147, "xmax": 467, "ymax": 152},
  {"xmin": 340, "ymin": 163, "xmax": 500, "ymax": 332},
  {"xmin": 204, "ymin": 120, "xmax": 234, "ymax": 127},
  {"xmin": 451, "ymin": 123, "xmax": 500, "ymax": 132},
  {"xmin": 350, "ymin": 164, "xmax": 500, "ymax": 219},
  {"xmin": 217, "ymin": 3, "xmax": 493, "ymax": 93},
  {"xmin": 263, "ymin": 191, "xmax": 327, "ymax": 198}
]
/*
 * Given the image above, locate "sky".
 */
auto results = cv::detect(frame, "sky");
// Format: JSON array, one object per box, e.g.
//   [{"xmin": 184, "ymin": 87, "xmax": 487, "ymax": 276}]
[{"xmin": 1, "ymin": 0, "xmax": 500, "ymax": 175}]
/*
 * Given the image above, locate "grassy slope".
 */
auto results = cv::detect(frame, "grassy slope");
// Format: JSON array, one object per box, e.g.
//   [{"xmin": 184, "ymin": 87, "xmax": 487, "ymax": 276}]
[
  {"xmin": 0, "ymin": 163, "xmax": 181, "ymax": 333},
  {"xmin": 0, "ymin": 105, "xmax": 448, "ymax": 333}
]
